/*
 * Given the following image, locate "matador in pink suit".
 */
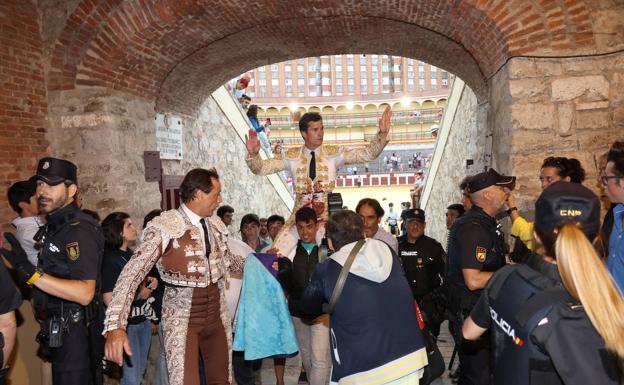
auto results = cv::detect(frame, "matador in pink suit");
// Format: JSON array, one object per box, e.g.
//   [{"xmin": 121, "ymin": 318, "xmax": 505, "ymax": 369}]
[
  {"xmin": 103, "ymin": 169, "xmax": 245, "ymax": 385},
  {"xmin": 245, "ymin": 106, "xmax": 392, "ymax": 257}
]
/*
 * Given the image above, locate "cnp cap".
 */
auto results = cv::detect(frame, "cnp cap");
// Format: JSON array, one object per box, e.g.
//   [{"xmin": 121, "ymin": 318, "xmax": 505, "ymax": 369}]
[
  {"xmin": 534, "ymin": 181, "xmax": 600, "ymax": 239},
  {"xmin": 404, "ymin": 208, "xmax": 426, "ymax": 222},
  {"xmin": 36, "ymin": 157, "xmax": 77, "ymax": 186},
  {"xmin": 466, "ymin": 168, "xmax": 516, "ymax": 193}
]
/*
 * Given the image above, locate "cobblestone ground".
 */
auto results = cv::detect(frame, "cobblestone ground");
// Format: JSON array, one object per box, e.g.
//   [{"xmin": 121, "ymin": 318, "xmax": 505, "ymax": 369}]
[{"xmin": 258, "ymin": 321, "xmax": 456, "ymax": 385}]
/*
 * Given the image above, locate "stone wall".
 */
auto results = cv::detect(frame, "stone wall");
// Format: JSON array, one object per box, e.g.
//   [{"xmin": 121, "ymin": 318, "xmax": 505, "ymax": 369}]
[
  {"xmin": 422, "ymin": 81, "xmax": 489, "ymax": 245},
  {"xmin": 491, "ymin": 53, "xmax": 624, "ymax": 219},
  {"xmin": 47, "ymin": 87, "xmax": 290, "ymax": 230}
]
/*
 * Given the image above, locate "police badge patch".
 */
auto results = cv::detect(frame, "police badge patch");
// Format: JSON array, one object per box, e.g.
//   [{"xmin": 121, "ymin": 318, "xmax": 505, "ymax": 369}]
[
  {"xmin": 476, "ymin": 246, "xmax": 486, "ymax": 262},
  {"xmin": 66, "ymin": 242, "xmax": 80, "ymax": 260}
]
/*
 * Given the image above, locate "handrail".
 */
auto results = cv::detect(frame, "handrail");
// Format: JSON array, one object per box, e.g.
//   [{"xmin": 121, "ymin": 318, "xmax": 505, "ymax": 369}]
[
  {"xmin": 211, "ymin": 86, "xmax": 295, "ymax": 208},
  {"xmin": 259, "ymin": 108, "xmax": 443, "ymax": 129}
]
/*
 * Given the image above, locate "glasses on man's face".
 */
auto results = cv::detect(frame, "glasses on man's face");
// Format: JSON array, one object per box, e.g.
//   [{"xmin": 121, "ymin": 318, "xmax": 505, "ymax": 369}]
[{"xmin": 601, "ymin": 175, "xmax": 624, "ymax": 186}]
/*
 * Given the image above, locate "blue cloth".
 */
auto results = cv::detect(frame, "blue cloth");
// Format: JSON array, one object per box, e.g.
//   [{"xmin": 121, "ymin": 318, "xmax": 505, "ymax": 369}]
[
  {"xmin": 608, "ymin": 203, "xmax": 624, "ymax": 294},
  {"xmin": 233, "ymin": 254, "xmax": 299, "ymax": 360},
  {"xmin": 121, "ymin": 319, "xmax": 152, "ymax": 385},
  {"xmin": 248, "ymin": 116, "xmax": 264, "ymax": 133}
]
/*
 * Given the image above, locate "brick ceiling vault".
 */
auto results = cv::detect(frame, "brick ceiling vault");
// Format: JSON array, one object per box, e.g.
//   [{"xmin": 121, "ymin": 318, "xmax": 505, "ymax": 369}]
[{"xmin": 47, "ymin": 0, "xmax": 614, "ymax": 115}]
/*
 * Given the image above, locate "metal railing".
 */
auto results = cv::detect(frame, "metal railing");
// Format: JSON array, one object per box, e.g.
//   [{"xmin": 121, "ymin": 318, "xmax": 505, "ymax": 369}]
[{"xmin": 259, "ymin": 108, "xmax": 443, "ymax": 129}]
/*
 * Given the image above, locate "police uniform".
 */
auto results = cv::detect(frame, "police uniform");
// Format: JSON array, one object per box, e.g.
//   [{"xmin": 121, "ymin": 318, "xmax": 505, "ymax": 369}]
[
  {"xmin": 398, "ymin": 209, "xmax": 446, "ymax": 337},
  {"xmin": 34, "ymin": 158, "xmax": 104, "ymax": 385},
  {"xmin": 447, "ymin": 169, "xmax": 514, "ymax": 385},
  {"xmin": 468, "ymin": 183, "xmax": 620, "ymax": 385},
  {"xmin": 0, "ymin": 262, "xmax": 22, "ymax": 384}
]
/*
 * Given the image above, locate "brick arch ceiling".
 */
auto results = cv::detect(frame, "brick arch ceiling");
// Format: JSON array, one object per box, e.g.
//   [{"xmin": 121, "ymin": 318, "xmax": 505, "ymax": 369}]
[{"xmin": 48, "ymin": 0, "xmax": 601, "ymax": 115}]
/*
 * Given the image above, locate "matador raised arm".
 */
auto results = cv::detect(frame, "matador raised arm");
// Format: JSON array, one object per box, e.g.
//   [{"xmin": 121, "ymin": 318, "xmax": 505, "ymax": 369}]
[{"xmin": 245, "ymin": 106, "xmax": 392, "ymax": 256}]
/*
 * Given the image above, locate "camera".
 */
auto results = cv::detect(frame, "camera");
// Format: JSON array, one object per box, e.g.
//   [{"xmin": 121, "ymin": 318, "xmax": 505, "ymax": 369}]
[{"xmin": 319, "ymin": 193, "xmax": 344, "ymax": 261}]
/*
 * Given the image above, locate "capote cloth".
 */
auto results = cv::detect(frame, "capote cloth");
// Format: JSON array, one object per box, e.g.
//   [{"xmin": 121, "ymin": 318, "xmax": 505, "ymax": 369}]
[{"xmin": 233, "ymin": 253, "xmax": 299, "ymax": 360}]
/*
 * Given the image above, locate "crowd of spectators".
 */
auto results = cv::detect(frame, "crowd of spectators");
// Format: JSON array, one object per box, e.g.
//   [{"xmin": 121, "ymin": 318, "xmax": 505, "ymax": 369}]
[{"xmin": 2, "ymin": 139, "xmax": 624, "ymax": 385}]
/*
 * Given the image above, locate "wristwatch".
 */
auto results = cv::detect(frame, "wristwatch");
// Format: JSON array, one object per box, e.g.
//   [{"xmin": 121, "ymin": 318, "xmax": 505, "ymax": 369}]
[{"xmin": 506, "ymin": 207, "xmax": 518, "ymax": 216}]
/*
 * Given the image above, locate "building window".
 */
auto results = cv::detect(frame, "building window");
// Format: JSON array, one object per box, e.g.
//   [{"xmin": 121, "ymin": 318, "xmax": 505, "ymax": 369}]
[
  {"xmin": 259, "ymin": 66, "xmax": 265, "ymax": 72},
  {"xmin": 408, "ymin": 71, "xmax": 414, "ymax": 78},
  {"xmin": 393, "ymin": 64, "xmax": 401, "ymax": 72},
  {"xmin": 372, "ymin": 55, "xmax": 378, "ymax": 65},
  {"xmin": 321, "ymin": 63, "xmax": 330, "ymax": 72},
  {"xmin": 259, "ymin": 71, "xmax": 266, "ymax": 79},
  {"xmin": 298, "ymin": 78, "xmax": 305, "ymax": 86},
  {"xmin": 322, "ymin": 90, "xmax": 331, "ymax": 96},
  {"xmin": 285, "ymin": 65, "xmax": 291, "ymax": 72},
  {"xmin": 259, "ymin": 86, "xmax": 267, "ymax": 97},
  {"xmin": 285, "ymin": 79, "xmax": 292, "ymax": 86},
  {"xmin": 394, "ymin": 77, "xmax": 401, "ymax": 85},
  {"xmin": 298, "ymin": 71, "xmax": 304, "ymax": 79},
  {"xmin": 431, "ymin": 78, "xmax": 437, "ymax": 90},
  {"xmin": 373, "ymin": 78, "xmax": 379, "ymax": 85},
  {"xmin": 336, "ymin": 84, "xmax": 343, "ymax": 93},
  {"xmin": 298, "ymin": 92, "xmax": 305, "ymax": 97},
  {"xmin": 309, "ymin": 90, "xmax": 317, "ymax": 97},
  {"xmin": 336, "ymin": 78, "xmax": 343, "ymax": 85},
  {"xmin": 272, "ymin": 86, "xmax": 279, "ymax": 95},
  {"xmin": 286, "ymin": 85, "xmax": 292, "ymax": 93},
  {"xmin": 419, "ymin": 78, "xmax": 425, "ymax": 90},
  {"xmin": 271, "ymin": 79, "xmax": 279, "ymax": 86},
  {"xmin": 360, "ymin": 65, "xmax": 367, "ymax": 73},
  {"xmin": 309, "ymin": 77, "xmax": 316, "ymax": 85},
  {"xmin": 348, "ymin": 78, "xmax": 354, "ymax": 85},
  {"xmin": 271, "ymin": 64, "xmax": 278, "ymax": 71},
  {"xmin": 361, "ymin": 78, "xmax": 368, "ymax": 85},
  {"xmin": 348, "ymin": 85, "xmax": 355, "ymax": 94},
  {"xmin": 308, "ymin": 63, "xmax": 316, "ymax": 71},
  {"xmin": 382, "ymin": 64, "xmax": 389, "ymax": 72},
  {"xmin": 272, "ymin": 70, "xmax": 278, "ymax": 79},
  {"xmin": 442, "ymin": 78, "xmax": 449, "ymax": 87},
  {"xmin": 382, "ymin": 78, "xmax": 390, "ymax": 85},
  {"xmin": 431, "ymin": 71, "xmax": 437, "ymax": 79},
  {"xmin": 322, "ymin": 77, "xmax": 330, "ymax": 85},
  {"xmin": 348, "ymin": 71, "xmax": 354, "ymax": 79},
  {"xmin": 347, "ymin": 55, "xmax": 354, "ymax": 64},
  {"xmin": 419, "ymin": 70, "xmax": 425, "ymax": 79},
  {"xmin": 335, "ymin": 56, "xmax": 342, "ymax": 65},
  {"xmin": 372, "ymin": 85, "xmax": 379, "ymax": 93}
]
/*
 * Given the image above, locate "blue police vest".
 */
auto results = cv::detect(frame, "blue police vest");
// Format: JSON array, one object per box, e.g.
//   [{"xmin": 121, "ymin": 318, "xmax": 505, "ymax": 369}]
[{"xmin": 486, "ymin": 265, "xmax": 570, "ymax": 385}]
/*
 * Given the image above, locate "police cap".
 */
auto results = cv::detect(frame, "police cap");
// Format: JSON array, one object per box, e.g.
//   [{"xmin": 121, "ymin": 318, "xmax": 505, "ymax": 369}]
[
  {"xmin": 467, "ymin": 168, "xmax": 516, "ymax": 193},
  {"xmin": 36, "ymin": 157, "xmax": 77, "ymax": 186},
  {"xmin": 404, "ymin": 208, "xmax": 426, "ymax": 223},
  {"xmin": 535, "ymin": 181, "xmax": 600, "ymax": 239}
]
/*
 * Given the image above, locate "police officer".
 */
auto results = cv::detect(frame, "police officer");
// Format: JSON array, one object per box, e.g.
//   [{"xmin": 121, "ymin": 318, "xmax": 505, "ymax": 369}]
[
  {"xmin": 0, "ymin": 261, "xmax": 22, "ymax": 385},
  {"xmin": 462, "ymin": 182, "xmax": 624, "ymax": 385},
  {"xmin": 1, "ymin": 157, "xmax": 104, "ymax": 385},
  {"xmin": 398, "ymin": 208, "xmax": 446, "ymax": 337},
  {"xmin": 447, "ymin": 168, "xmax": 514, "ymax": 385}
]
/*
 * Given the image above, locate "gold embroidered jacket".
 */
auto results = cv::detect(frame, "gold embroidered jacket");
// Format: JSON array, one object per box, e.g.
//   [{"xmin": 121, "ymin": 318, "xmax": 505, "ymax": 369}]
[{"xmin": 246, "ymin": 133, "xmax": 389, "ymax": 196}]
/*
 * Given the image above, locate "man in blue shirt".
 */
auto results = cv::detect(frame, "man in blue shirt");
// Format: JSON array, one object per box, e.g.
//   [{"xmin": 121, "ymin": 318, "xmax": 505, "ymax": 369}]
[{"xmin": 604, "ymin": 142, "xmax": 624, "ymax": 293}]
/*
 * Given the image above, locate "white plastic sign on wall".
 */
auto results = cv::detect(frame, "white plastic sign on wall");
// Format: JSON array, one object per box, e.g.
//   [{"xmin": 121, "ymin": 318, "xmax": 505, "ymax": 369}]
[{"xmin": 155, "ymin": 113, "xmax": 183, "ymax": 160}]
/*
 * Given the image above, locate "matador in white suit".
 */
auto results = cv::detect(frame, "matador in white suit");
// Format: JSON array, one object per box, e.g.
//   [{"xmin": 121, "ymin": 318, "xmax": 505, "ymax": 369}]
[{"xmin": 245, "ymin": 106, "xmax": 392, "ymax": 256}]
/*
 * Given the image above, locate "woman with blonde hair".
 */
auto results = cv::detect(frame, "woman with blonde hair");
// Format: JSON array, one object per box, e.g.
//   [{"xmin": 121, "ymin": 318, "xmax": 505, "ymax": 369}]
[{"xmin": 462, "ymin": 182, "xmax": 624, "ymax": 385}]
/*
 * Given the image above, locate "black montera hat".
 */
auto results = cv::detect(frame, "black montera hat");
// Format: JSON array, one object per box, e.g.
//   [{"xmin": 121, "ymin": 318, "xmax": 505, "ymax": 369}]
[
  {"xmin": 467, "ymin": 168, "xmax": 516, "ymax": 193},
  {"xmin": 36, "ymin": 157, "xmax": 77, "ymax": 185},
  {"xmin": 534, "ymin": 181, "xmax": 600, "ymax": 239},
  {"xmin": 404, "ymin": 208, "xmax": 426, "ymax": 222}
]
